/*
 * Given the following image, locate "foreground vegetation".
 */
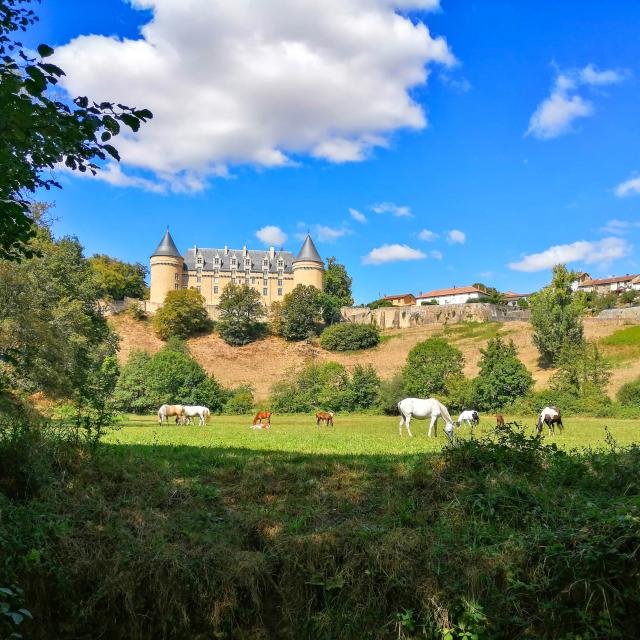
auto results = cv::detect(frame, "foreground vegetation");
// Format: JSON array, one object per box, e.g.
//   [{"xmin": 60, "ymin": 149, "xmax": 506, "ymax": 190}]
[{"xmin": 3, "ymin": 415, "xmax": 640, "ymax": 639}]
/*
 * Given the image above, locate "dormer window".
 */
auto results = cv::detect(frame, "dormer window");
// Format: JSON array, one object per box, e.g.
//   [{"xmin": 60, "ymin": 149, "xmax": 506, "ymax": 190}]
[
  {"xmin": 277, "ymin": 258, "xmax": 284, "ymax": 268},
  {"xmin": 263, "ymin": 258, "xmax": 269, "ymax": 268},
  {"xmin": 196, "ymin": 255, "xmax": 203, "ymax": 265},
  {"xmin": 244, "ymin": 258, "xmax": 251, "ymax": 268},
  {"xmin": 214, "ymin": 256, "xmax": 220, "ymax": 266},
  {"xmin": 230, "ymin": 257, "xmax": 237, "ymax": 268}
]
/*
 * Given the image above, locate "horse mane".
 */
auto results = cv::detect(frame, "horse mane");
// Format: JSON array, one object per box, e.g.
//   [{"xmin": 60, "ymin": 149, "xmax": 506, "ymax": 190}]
[{"xmin": 437, "ymin": 399, "xmax": 454, "ymax": 424}]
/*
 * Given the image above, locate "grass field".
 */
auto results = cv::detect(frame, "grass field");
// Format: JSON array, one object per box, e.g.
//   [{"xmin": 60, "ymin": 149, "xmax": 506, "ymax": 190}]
[{"xmin": 109, "ymin": 413, "xmax": 640, "ymax": 456}]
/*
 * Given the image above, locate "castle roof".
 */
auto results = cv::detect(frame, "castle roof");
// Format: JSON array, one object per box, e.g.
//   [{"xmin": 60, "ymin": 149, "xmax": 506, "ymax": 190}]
[
  {"xmin": 294, "ymin": 234, "xmax": 322, "ymax": 263},
  {"xmin": 151, "ymin": 229, "xmax": 181, "ymax": 258},
  {"xmin": 183, "ymin": 247, "xmax": 295, "ymax": 274}
]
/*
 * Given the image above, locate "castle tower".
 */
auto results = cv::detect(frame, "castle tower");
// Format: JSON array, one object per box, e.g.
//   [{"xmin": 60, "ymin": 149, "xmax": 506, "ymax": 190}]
[
  {"xmin": 292, "ymin": 234, "xmax": 324, "ymax": 290},
  {"xmin": 150, "ymin": 229, "xmax": 184, "ymax": 304}
]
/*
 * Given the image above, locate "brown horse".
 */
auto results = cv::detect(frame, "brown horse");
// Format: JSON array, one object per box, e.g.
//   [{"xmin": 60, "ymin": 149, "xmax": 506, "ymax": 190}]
[
  {"xmin": 252, "ymin": 411, "xmax": 271, "ymax": 426},
  {"xmin": 158, "ymin": 404, "xmax": 185, "ymax": 424},
  {"xmin": 496, "ymin": 414, "xmax": 505, "ymax": 427},
  {"xmin": 316, "ymin": 411, "xmax": 334, "ymax": 426}
]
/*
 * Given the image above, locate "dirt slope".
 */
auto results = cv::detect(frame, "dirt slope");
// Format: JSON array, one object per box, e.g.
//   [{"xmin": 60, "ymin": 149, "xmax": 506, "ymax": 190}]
[{"xmin": 109, "ymin": 315, "xmax": 639, "ymax": 401}]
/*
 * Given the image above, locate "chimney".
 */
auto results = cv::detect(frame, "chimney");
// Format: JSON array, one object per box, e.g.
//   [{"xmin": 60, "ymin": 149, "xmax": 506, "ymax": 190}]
[
  {"xmin": 224, "ymin": 245, "xmax": 229, "ymax": 255},
  {"xmin": 243, "ymin": 245, "xmax": 247, "ymax": 256},
  {"xmin": 269, "ymin": 246, "xmax": 275, "ymax": 258}
]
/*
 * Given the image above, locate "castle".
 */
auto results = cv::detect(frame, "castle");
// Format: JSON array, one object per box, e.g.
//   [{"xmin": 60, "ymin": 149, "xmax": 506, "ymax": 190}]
[{"xmin": 149, "ymin": 229, "xmax": 324, "ymax": 307}]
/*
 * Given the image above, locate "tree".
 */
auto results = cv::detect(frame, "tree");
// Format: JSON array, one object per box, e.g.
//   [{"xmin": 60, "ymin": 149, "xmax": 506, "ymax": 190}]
[
  {"xmin": 473, "ymin": 336, "xmax": 533, "ymax": 410},
  {"xmin": 368, "ymin": 298, "xmax": 393, "ymax": 309},
  {"xmin": 324, "ymin": 256, "xmax": 353, "ymax": 305},
  {"xmin": 530, "ymin": 264, "xmax": 585, "ymax": 366},
  {"xmin": 152, "ymin": 288, "xmax": 212, "ymax": 340},
  {"xmin": 319, "ymin": 292, "xmax": 343, "ymax": 325},
  {"xmin": 0, "ymin": 0, "xmax": 152, "ymax": 260},
  {"xmin": 112, "ymin": 350, "xmax": 154, "ymax": 413},
  {"xmin": 550, "ymin": 341, "xmax": 611, "ymax": 401},
  {"xmin": 402, "ymin": 338, "xmax": 464, "ymax": 398},
  {"xmin": 277, "ymin": 284, "xmax": 323, "ymax": 341},
  {"xmin": 319, "ymin": 323, "xmax": 380, "ymax": 351},
  {"xmin": 88, "ymin": 254, "xmax": 148, "ymax": 300},
  {"xmin": 345, "ymin": 364, "xmax": 381, "ymax": 411},
  {"xmin": 217, "ymin": 283, "xmax": 266, "ymax": 346},
  {"xmin": 471, "ymin": 283, "xmax": 506, "ymax": 305},
  {"xmin": 617, "ymin": 378, "xmax": 640, "ymax": 407}
]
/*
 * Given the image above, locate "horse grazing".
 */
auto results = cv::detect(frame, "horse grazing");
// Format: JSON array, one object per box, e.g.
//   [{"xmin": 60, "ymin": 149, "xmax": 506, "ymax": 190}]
[
  {"xmin": 182, "ymin": 405, "xmax": 210, "ymax": 426},
  {"xmin": 158, "ymin": 404, "xmax": 185, "ymax": 425},
  {"xmin": 496, "ymin": 414, "xmax": 505, "ymax": 427},
  {"xmin": 456, "ymin": 409, "xmax": 479, "ymax": 428},
  {"xmin": 397, "ymin": 398, "xmax": 456, "ymax": 439},
  {"xmin": 252, "ymin": 411, "xmax": 271, "ymax": 426},
  {"xmin": 316, "ymin": 411, "xmax": 334, "ymax": 426},
  {"xmin": 537, "ymin": 406, "xmax": 564, "ymax": 435}
]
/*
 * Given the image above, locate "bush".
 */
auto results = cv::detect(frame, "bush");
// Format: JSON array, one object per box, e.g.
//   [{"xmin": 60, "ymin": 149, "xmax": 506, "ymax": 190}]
[
  {"xmin": 126, "ymin": 300, "xmax": 147, "ymax": 320},
  {"xmin": 319, "ymin": 323, "xmax": 380, "ymax": 351},
  {"xmin": 343, "ymin": 365, "xmax": 381, "ymax": 411},
  {"xmin": 217, "ymin": 284, "xmax": 266, "ymax": 346},
  {"xmin": 376, "ymin": 373, "xmax": 407, "ymax": 415},
  {"xmin": 223, "ymin": 386, "xmax": 255, "ymax": 414},
  {"xmin": 618, "ymin": 378, "xmax": 640, "ymax": 407},
  {"xmin": 152, "ymin": 288, "xmax": 212, "ymax": 340},
  {"xmin": 473, "ymin": 336, "xmax": 533, "ymax": 410},
  {"xmin": 275, "ymin": 285, "xmax": 323, "ymax": 341},
  {"xmin": 367, "ymin": 298, "xmax": 393, "ymax": 309},
  {"xmin": 620, "ymin": 289, "xmax": 638, "ymax": 305},
  {"xmin": 402, "ymin": 337, "xmax": 464, "ymax": 397}
]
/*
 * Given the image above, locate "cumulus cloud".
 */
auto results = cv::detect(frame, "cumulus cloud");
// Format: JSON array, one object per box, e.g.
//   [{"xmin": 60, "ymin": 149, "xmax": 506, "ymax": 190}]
[
  {"xmin": 418, "ymin": 228, "xmax": 439, "ymax": 241},
  {"xmin": 615, "ymin": 176, "xmax": 640, "ymax": 198},
  {"xmin": 447, "ymin": 229, "xmax": 466, "ymax": 244},
  {"xmin": 53, "ymin": 0, "xmax": 455, "ymax": 192},
  {"xmin": 57, "ymin": 161, "xmax": 166, "ymax": 193},
  {"xmin": 429, "ymin": 249, "xmax": 443, "ymax": 260},
  {"xmin": 508, "ymin": 237, "xmax": 631, "ymax": 272},
  {"xmin": 526, "ymin": 64, "xmax": 625, "ymax": 140},
  {"xmin": 371, "ymin": 202, "xmax": 413, "ymax": 218},
  {"xmin": 362, "ymin": 243, "xmax": 426, "ymax": 265},
  {"xmin": 349, "ymin": 208, "xmax": 367, "ymax": 223},
  {"xmin": 256, "ymin": 225, "xmax": 287, "ymax": 246},
  {"xmin": 315, "ymin": 225, "xmax": 351, "ymax": 242}
]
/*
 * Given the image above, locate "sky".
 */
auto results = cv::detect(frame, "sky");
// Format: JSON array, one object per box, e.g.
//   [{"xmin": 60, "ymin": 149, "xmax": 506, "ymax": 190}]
[{"xmin": 25, "ymin": 0, "xmax": 640, "ymax": 303}]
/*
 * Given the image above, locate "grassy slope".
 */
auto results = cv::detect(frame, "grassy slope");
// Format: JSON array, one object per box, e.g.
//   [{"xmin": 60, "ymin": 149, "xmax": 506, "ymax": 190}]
[{"xmin": 109, "ymin": 315, "xmax": 640, "ymax": 401}]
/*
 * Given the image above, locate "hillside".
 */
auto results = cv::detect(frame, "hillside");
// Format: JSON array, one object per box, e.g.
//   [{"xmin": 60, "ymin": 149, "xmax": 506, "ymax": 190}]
[{"xmin": 109, "ymin": 315, "xmax": 640, "ymax": 401}]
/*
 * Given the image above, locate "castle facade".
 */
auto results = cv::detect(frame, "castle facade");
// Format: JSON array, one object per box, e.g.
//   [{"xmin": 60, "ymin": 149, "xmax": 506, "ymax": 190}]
[{"xmin": 149, "ymin": 229, "xmax": 324, "ymax": 307}]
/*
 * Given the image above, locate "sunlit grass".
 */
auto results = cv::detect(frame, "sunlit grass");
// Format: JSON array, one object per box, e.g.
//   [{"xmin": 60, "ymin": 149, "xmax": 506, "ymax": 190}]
[{"xmin": 600, "ymin": 325, "xmax": 640, "ymax": 364}]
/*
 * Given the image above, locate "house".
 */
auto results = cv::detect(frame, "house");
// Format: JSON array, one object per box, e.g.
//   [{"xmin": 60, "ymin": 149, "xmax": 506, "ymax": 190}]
[
  {"xmin": 570, "ymin": 272, "xmax": 591, "ymax": 291},
  {"xmin": 572, "ymin": 273, "xmax": 640, "ymax": 294},
  {"xmin": 382, "ymin": 293, "xmax": 416, "ymax": 307},
  {"xmin": 504, "ymin": 291, "xmax": 533, "ymax": 307},
  {"xmin": 416, "ymin": 286, "xmax": 490, "ymax": 306}
]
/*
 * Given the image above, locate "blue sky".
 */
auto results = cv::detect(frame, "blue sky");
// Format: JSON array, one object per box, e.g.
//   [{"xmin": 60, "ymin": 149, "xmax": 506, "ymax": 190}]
[{"xmin": 27, "ymin": 0, "xmax": 640, "ymax": 303}]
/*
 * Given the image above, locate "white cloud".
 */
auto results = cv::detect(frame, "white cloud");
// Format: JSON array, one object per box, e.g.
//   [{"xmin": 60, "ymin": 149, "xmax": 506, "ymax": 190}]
[
  {"xmin": 615, "ymin": 176, "xmax": 640, "ymax": 198},
  {"xmin": 58, "ymin": 161, "xmax": 166, "ymax": 193},
  {"xmin": 429, "ymin": 249, "xmax": 443, "ymax": 260},
  {"xmin": 362, "ymin": 244, "xmax": 426, "ymax": 265},
  {"xmin": 53, "ymin": 0, "xmax": 454, "ymax": 192},
  {"xmin": 315, "ymin": 225, "xmax": 351, "ymax": 242},
  {"xmin": 349, "ymin": 208, "xmax": 367, "ymax": 223},
  {"xmin": 371, "ymin": 202, "xmax": 413, "ymax": 218},
  {"xmin": 526, "ymin": 64, "xmax": 625, "ymax": 140},
  {"xmin": 508, "ymin": 237, "xmax": 631, "ymax": 272},
  {"xmin": 418, "ymin": 228, "xmax": 439, "ymax": 241},
  {"xmin": 601, "ymin": 219, "xmax": 640, "ymax": 234},
  {"xmin": 255, "ymin": 225, "xmax": 287, "ymax": 246},
  {"xmin": 447, "ymin": 229, "xmax": 466, "ymax": 244}
]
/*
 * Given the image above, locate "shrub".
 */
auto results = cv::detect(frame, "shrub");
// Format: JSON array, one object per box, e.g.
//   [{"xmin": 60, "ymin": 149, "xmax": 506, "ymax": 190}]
[
  {"xmin": 367, "ymin": 298, "xmax": 393, "ymax": 309},
  {"xmin": 217, "ymin": 283, "xmax": 266, "ymax": 346},
  {"xmin": 319, "ymin": 293, "xmax": 343, "ymax": 325},
  {"xmin": 112, "ymin": 350, "xmax": 154, "ymax": 413},
  {"xmin": 126, "ymin": 300, "xmax": 147, "ymax": 320},
  {"xmin": 444, "ymin": 374, "xmax": 476, "ymax": 412},
  {"xmin": 402, "ymin": 337, "xmax": 464, "ymax": 397},
  {"xmin": 620, "ymin": 289, "xmax": 638, "ymax": 305},
  {"xmin": 473, "ymin": 336, "xmax": 533, "ymax": 410},
  {"xmin": 276, "ymin": 285, "xmax": 323, "ymax": 341},
  {"xmin": 319, "ymin": 323, "xmax": 380, "ymax": 351},
  {"xmin": 376, "ymin": 373, "xmax": 407, "ymax": 415},
  {"xmin": 152, "ymin": 288, "xmax": 212, "ymax": 340},
  {"xmin": 618, "ymin": 378, "xmax": 640, "ymax": 407},
  {"xmin": 344, "ymin": 365, "xmax": 381, "ymax": 411},
  {"xmin": 224, "ymin": 386, "xmax": 255, "ymax": 414}
]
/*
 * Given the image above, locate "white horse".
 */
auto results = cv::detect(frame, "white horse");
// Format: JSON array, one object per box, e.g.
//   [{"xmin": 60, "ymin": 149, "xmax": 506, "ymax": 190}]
[
  {"xmin": 536, "ymin": 406, "xmax": 563, "ymax": 435},
  {"xmin": 397, "ymin": 398, "xmax": 456, "ymax": 439},
  {"xmin": 456, "ymin": 409, "xmax": 480, "ymax": 428},
  {"xmin": 182, "ymin": 405, "xmax": 211, "ymax": 426}
]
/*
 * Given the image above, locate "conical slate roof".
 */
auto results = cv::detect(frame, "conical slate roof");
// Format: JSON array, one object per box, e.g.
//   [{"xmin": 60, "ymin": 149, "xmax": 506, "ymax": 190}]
[
  {"xmin": 294, "ymin": 234, "xmax": 322, "ymax": 263},
  {"xmin": 152, "ymin": 229, "xmax": 181, "ymax": 258}
]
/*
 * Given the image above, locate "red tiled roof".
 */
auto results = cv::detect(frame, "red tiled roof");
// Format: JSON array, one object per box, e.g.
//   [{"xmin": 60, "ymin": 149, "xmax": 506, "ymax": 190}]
[
  {"xmin": 504, "ymin": 291, "xmax": 533, "ymax": 299},
  {"xmin": 416, "ymin": 286, "xmax": 488, "ymax": 299},
  {"xmin": 580, "ymin": 274, "xmax": 639, "ymax": 287},
  {"xmin": 383, "ymin": 293, "xmax": 415, "ymax": 300}
]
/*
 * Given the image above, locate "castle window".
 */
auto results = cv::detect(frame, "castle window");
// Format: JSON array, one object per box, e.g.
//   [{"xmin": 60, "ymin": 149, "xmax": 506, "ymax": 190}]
[
  {"xmin": 277, "ymin": 279, "xmax": 283, "ymax": 286},
  {"xmin": 174, "ymin": 284, "xmax": 179, "ymax": 290},
  {"xmin": 214, "ymin": 257, "xmax": 220, "ymax": 266},
  {"xmin": 175, "ymin": 273, "xmax": 179, "ymax": 281},
  {"xmin": 263, "ymin": 288, "xmax": 268, "ymax": 296},
  {"xmin": 245, "ymin": 258, "xmax": 251, "ymax": 267},
  {"xmin": 197, "ymin": 276, "xmax": 202, "ymax": 283},
  {"xmin": 230, "ymin": 257, "xmax": 237, "ymax": 267},
  {"xmin": 214, "ymin": 277, "xmax": 219, "ymax": 283},
  {"xmin": 263, "ymin": 258, "xmax": 269, "ymax": 267},
  {"xmin": 263, "ymin": 279, "xmax": 268, "ymax": 286},
  {"xmin": 197, "ymin": 256, "xmax": 203, "ymax": 265},
  {"xmin": 277, "ymin": 288, "xmax": 282, "ymax": 296},
  {"xmin": 214, "ymin": 286, "xmax": 218, "ymax": 294},
  {"xmin": 251, "ymin": 277, "xmax": 256, "ymax": 285}
]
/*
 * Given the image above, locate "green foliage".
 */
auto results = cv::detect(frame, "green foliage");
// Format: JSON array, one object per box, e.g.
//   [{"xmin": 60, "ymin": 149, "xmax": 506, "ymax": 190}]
[
  {"xmin": 0, "ymin": 0, "xmax": 152, "ymax": 260},
  {"xmin": 471, "ymin": 282, "xmax": 506, "ymax": 305},
  {"xmin": 88, "ymin": 254, "xmax": 148, "ymax": 300},
  {"xmin": 319, "ymin": 292, "xmax": 343, "ymax": 325},
  {"xmin": 403, "ymin": 337, "xmax": 464, "ymax": 398},
  {"xmin": 223, "ymin": 385, "xmax": 255, "ymax": 414},
  {"xmin": 617, "ymin": 378, "xmax": 640, "ymax": 407},
  {"xmin": 601, "ymin": 324, "xmax": 640, "ymax": 347},
  {"xmin": 270, "ymin": 361, "xmax": 380, "ymax": 412},
  {"xmin": 584, "ymin": 291, "xmax": 618, "ymax": 313},
  {"xmin": 376, "ymin": 373, "xmax": 407, "ymax": 414},
  {"xmin": 277, "ymin": 284, "xmax": 322, "ymax": 341},
  {"xmin": 112, "ymin": 341, "xmax": 227, "ymax": 413},
  {"xmin": 620, "ymin": 289, "xmax": 638, "ymax": 305},
  {"xmin": 126, "ymin": 300, "xmax": 147, "ymax": 320},
  {"xmin": 152, "ymin": 288, "xmax": 212, "ymax": 340},
  {"xmin": 367, "ymin": 298, "xmax": 393, "ymax": 309},
  {"xmin": 530, "ymin": 264, "xmax": 585, "ymax": 365},
  {"xmin": 216, "ymin": 283, "xmax": 266, "ymax": 346},
  {"xmin": 1, "ymin": 584, "xmax": 32, "ymax": 639},
  {"xmin": 319, "ymin": 323, "xmax": 380, "ymax": 351},
  {"xmin": 323, "ymin": 256, "xmax": 353, "ymax": 305},
  {"xmin": 516, "ymin": 297, "xmax": 529, "ymax": 309},
  {"xmin": 444, "ymin": 375, "xmax": 476, "ymax": 413},
  {"xmin": 473, "ymin": 336, "xmax": 533, "ymax": 410}
]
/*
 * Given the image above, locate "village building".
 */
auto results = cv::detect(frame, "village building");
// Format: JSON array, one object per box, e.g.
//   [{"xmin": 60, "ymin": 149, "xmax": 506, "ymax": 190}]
[
  {"xmin": 571, "ymin": 272, "xmax": 640, "ymax": 294},
  {"xmin": 416, "ymin": 285, "xmax": 490, "ymax": 306},
  {"xmin": 504, "ymin": 291, "xmax": 533, "ymax": 307},
  {"xmin": 149, "ymin": 229, "xmax": 324, "ymax": 307},
  {"xmin": 382, "ymin": 293, "xmax": 416, "ymax": 307}
]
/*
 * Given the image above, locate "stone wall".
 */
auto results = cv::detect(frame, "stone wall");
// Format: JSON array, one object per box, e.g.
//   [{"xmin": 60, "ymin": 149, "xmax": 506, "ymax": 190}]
[
  {"xmin": 597, "ymin": 306, "xmax": 640, "ymax": 321},
  {"xmin": 340, "ymin": 303, "xmax": 531, "ymax": 329}
]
